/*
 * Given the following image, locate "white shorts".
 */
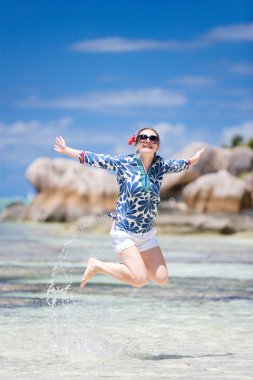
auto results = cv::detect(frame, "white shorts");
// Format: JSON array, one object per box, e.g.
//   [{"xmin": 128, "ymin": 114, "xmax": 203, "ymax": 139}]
[{"xmin": 110, "ymin": 224, "xmax": 159, "ymax": 255}]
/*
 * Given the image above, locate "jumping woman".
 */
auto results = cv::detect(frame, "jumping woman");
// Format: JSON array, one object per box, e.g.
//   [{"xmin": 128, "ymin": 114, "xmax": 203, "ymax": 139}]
[{"xmin": 54, "ymin": 128, "xmax": 204, "ymax": 288}]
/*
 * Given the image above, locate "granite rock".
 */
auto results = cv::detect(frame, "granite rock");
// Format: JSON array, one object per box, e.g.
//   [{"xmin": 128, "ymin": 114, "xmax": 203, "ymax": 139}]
[
  {"xmin": 24, "ymin": 157, "xmax": 118, "ymax": 222},
  {"xmin": 160, "ymin": 142, "xmax": 231, "ymax": 198},
  {"xmin": 226, "ymin": 147, "xmax": 253, "ymax": 176},
  {"xmin": 182, "ymin": 170, "xmax": 251, "ymax": 212}
]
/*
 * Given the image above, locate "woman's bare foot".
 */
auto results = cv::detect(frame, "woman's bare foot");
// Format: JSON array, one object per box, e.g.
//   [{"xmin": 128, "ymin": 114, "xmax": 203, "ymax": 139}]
[{"xmin": 80, "ymin": 258, "xmax": 99, "ymax": 288}]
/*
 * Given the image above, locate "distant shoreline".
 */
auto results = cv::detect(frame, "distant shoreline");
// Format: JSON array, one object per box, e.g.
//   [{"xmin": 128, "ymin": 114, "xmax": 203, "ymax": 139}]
[
  {"xmin": 1, "ymin": 217, "xmax": 253, "ymax": 239},
  {"xmin": 1, "ymin": 195, "xmax": 253, "ymax": 236},
  {"xmin": 0, "ymin": 196, "xmax": 31, "ymax": 212}
]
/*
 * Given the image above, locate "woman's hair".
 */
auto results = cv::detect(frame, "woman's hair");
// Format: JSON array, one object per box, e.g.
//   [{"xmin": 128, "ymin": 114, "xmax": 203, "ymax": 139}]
[{"xmin": 135, "ymin": 127, "xmax": 160, "ymax": 146}]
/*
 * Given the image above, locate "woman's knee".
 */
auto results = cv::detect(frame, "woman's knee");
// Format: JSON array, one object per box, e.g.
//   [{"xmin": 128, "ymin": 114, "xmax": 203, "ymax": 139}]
[
  {"xmin": 131, "ymin": 271, "xmax": 148, "ymax": 287},
  {"xmin": 153, "ymin": 268, "xmax": 169, "ymax": 286}
]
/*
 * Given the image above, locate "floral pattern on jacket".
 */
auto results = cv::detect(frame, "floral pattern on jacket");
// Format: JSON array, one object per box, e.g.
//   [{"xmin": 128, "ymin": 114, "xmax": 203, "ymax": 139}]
[{"xmin": 79, "ymin": 151, "xmax": 190, "ymax": 234}]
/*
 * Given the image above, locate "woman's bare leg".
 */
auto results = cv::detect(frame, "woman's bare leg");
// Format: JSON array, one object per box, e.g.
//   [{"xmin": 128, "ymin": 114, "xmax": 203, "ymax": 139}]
[
  {"xmin": 141, "ymin": 246, "xmax": 169, "ymax": 286},
  {"xmin": 80, "ymin": 245, "xmax": 148, "ymax": 288}
]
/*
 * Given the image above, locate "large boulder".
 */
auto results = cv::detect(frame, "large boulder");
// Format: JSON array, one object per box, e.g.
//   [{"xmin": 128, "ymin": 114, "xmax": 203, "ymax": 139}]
[
  {"xmin": 160, "ymin": 142, "xmax": 231, "ymax": 198},
  {"xmin": 182, "ymin": 170, "xmax": 251, "ymax": 212},
  {"xmin": 26, "ymin": 157, "xmax": 118, "ymax": 196},
  {"xmin": 226, "ymin": 147, "xmax": 253, "ymax": 176},
  {"xmin": 0, "ymin": 202, "xmax": 28, "ymax": 221},
  {"xmin": 156, "ymin": 210, "xmax": 253, "ymax": 234},
  {"xmin": 244, "ymin": 174, "xmax": 253, "ymax": 207},
  {"xmin": 24, "ymin": 157, "xmax": 119, "ymax": 222}
]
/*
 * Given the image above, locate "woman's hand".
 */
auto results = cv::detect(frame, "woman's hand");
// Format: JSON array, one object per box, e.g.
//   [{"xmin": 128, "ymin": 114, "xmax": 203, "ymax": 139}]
[
  {"xmin": 54, "ymin": 137, "xmax": 81, "ymax": 160},
  {"xmin": 189, "ymin": 147, "xmax": 205, "ymax": 165},
  {"xmin": 54, "ymin": 136, "xmax": 66, "ymax": 154}
]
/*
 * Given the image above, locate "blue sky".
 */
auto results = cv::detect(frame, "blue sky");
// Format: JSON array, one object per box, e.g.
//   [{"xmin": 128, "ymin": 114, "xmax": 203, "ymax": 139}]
[{"xmin": 1, "ymin": 0, "xmax": 253, "ymax": 197}]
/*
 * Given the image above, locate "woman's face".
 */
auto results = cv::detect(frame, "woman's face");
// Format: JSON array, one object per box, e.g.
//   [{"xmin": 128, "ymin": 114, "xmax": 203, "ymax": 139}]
[{"xmin": 135, "ymin": 129, "xmax": 160, "ymax": 155}]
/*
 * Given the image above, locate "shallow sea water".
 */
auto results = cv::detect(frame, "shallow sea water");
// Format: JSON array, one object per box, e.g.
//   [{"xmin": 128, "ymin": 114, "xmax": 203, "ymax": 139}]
[{"xmin": 0, "ymin": 221, "xmax": 253, "ymax": 379}]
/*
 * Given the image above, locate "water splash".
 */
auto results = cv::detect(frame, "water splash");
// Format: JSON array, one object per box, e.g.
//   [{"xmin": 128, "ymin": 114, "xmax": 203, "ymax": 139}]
[
  {"xmin": 45, "ymin": 214, "xmax": 109, "ymax": 306},
  {"xmin": 44, "ymin": 214, "xmax": 136, "ymax": 357},
  {"xmin": 46, "ymin": 240, "xmax": 74, "ymax": 307}
]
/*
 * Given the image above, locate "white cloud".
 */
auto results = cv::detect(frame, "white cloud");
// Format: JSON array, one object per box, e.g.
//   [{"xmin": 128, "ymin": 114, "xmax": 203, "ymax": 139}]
[
  {"xmin": 0, "ymin": 118, "xmax": 75, "ymax": 168},
  {"xmin": 222, "ymin": 121, "xmax": 253, "ymax": 144},
  {"xmin": 68, "ymin": 23, "xmax": 253, "ymax": 53},
  {"xmin": 230, "ymin": 63, "xmax": 253, "ymax": 74},
  {"xmin": 152, "ymin": 121, "xmax": 185, "ymax": 136},
  {"xmin": 0, "ymin": 117, "xmax": 121, "ymax": 167},
  {"xmin": 1, "ymin": 117, "xmax": 72, "ymax": 138},
  {"xmin": 223, "ymin": 88, "xmax": 253, "ymax": 96},
  {"xmin": 18, "ymin": 88, "xmax": 187, "ymax": 111},
  {"xmin": 69, "ymin": 37, "xmax": 182, "ymax": 53},
  {"xmin": 0, "ymin": 117, "xmax": 120, "ymax": 151},
  {"xmin": 195, "ymin": 97, "xmax": 253, "ymax": 115},
  {"xmin": 203, "ymin": 23, "xmax": 253, "ymax": 42},
  {"xmin": 170, "ymin": 76, "xmax": 216, "ymax": 87}
]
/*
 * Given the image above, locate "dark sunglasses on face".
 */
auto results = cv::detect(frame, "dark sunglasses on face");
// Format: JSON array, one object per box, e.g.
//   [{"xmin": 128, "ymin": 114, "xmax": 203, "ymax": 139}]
[{"xmin": 137, "ymin": 134, "xmax": 159, "ymax": 144}]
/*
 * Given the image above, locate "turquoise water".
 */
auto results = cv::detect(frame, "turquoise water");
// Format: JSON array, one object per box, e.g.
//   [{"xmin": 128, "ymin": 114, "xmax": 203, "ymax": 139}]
[
  {"xmin": 0, "ymin": 196, "xmax": 30, "ymax": 212},
  {"xmin": 0, "ymin": 221, "xmax": 253, "ymax": 379}
]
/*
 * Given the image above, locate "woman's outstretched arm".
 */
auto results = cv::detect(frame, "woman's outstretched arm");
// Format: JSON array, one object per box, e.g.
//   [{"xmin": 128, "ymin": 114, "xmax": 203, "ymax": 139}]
[
  {"xmin": 54, "ymin": 135, "xmax": 120, "ymax": 171},
  {"xmin": 164, "ymin": 147, "xmax": 205, "ymax": 174},
  {"xmin": 188, "ymin": 147, "xmax": 205, "ymax": 166},
  {"xmin": 54, "ymin": 136, "xmax": 80, "ymax": 160}
]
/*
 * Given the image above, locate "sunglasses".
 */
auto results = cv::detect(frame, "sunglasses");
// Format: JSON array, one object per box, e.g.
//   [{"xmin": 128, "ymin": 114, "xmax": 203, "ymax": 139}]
[{"xmin": 137, "ymin": 134, "xmax": 159, "ymax": 144}]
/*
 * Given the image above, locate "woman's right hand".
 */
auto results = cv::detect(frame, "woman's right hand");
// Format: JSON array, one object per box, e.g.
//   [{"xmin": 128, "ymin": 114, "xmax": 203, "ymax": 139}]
[{"xmin": 54, "ymin": 136, "xmax": 66, "ymax": 153}]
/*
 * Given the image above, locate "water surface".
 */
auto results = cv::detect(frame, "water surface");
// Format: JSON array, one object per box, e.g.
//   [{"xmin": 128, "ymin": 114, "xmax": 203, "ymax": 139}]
[{"xmin": 0, "ymin": 221, "xmax": 253, "ymax": 379}]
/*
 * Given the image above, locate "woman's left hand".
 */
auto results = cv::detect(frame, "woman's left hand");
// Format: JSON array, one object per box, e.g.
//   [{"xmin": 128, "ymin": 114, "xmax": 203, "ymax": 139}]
[{"xmin": 189, "ymin": 147, "xmax": 205, "ymax": 165}]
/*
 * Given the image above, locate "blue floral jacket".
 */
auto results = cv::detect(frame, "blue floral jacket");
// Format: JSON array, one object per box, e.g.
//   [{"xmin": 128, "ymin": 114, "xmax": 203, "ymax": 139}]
[{"xmin": 79, "ymin": 151, "xmax": 190, "ymax": 234}]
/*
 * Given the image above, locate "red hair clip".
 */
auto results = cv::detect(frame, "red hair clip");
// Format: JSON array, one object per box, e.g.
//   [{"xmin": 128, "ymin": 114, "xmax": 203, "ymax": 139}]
[{"xmin": 128, "ymin": 134, "xmax": 136, "ymax": 145}]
